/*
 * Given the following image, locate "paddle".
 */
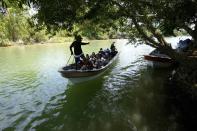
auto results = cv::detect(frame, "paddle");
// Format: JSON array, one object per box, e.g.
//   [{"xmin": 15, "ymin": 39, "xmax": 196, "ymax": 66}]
[{"xmin": 66, "ymin": 55, "xmax": 72, "ymax": 65}]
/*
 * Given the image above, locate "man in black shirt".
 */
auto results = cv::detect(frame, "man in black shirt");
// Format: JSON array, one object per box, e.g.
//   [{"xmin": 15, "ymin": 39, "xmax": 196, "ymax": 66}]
[
  {"xmin": 110, "ymin": 42, "xmax": 118, "ymax": 57},
  {"xmin": 70, "ymin": 35, "xmax": 89, "ymax": 69}
]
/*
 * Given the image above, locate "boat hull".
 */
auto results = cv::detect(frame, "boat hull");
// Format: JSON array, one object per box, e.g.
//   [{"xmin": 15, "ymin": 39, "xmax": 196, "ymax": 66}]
[
  {"xmin": 59, "ymin": 69, "xmax": 104, "ymax": 78},
  {"xmin": 59, "ymin": 53, "xmax": 119, "ymax": 78},
  {"xmin": 144, "ymin": 50, "xmax": 174, "ymax": 68}
]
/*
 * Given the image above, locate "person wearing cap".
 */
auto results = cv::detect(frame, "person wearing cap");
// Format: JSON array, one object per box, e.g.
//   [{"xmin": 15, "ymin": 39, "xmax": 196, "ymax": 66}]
[{"xmin": 70, "ymin": 35, "xmax": 89, "ymax": 69}]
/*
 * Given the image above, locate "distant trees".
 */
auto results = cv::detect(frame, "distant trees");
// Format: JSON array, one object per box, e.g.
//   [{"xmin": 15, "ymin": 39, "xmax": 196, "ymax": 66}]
[
  {"xmin": 0, "ymin": 5, "xmax": 49, "ymax": 46},
  {"xmin": 5, "ymin": 0, "xmax": 196, "ymax": 61},
  {"xmin": 0, "ymin": 0, "xmax": 121, "ymax": 46},
  {"xmin": 1, "ymin": 0, "xmax": 197, "ymax": 59}
]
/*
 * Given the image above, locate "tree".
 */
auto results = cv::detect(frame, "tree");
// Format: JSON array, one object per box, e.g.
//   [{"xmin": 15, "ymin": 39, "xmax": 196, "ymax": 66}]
[{"xmin": 1, "ymin": 0, "xmax": 197, "ymax": 61}]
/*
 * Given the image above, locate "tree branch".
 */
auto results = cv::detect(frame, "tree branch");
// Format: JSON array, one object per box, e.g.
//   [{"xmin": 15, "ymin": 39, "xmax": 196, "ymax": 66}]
[
  {"xmin": 131, "ymin": 16, "xmax": 159, "ymax": 48},
  {"xmin": 112, "ymin": 0, "xmax": 159, "ymax": 48},
  {"xmin": 182, "ymin": 24, "xmax": 193, "ymax": 36}
]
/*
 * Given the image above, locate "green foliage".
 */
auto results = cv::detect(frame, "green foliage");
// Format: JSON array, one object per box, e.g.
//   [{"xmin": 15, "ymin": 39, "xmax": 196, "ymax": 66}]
[
  {"xmin": 0, "ymin": 7, "xmax": 28, "ymax": 43},
  {"xmin": 8, "ymin": 0, "xmax": 196, "ymax": 49},
  {"xmin": 0, "ymin": 0, "xmax": 123, "ymax": 46},
  {"xmin": 55, "ymin": 29, "xmax": 71, "ymax": 37},
  {"xmin": 0, "ymin": 6, "xmax": 49, "ymax": 46},
  {"xmin": 75, "ymin": 22, "xmax": 107, "ymax": 40},
  {"xmin": 0, "ymin": 38, "xmax": 12, "ymax": 46},
  {"xmin": 2, "ymin": 0, "xmax": 197, "ymax": 49},
  {"xmin": 32, "ymin": 29, "xmax": 48, "ymax": 43}
]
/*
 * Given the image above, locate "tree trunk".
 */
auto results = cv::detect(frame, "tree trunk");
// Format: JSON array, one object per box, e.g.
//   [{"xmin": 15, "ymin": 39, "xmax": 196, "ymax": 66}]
[
  {"xmin": 158, "ymin": 43, "xmax": 197, "ymax": 69},
  {"xmin": 192, "ymin": 30, "xmax": 197, "ymax": 48}
]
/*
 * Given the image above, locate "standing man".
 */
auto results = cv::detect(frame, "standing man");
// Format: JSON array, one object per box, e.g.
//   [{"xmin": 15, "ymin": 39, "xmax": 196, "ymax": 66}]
[{"xmin": 70, "ymin": 35, "xmax": 89, "ymax": 69}]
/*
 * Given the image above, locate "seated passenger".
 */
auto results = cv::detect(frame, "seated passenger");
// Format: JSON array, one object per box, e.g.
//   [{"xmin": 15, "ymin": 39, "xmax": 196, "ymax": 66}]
[
  {"xmin": 80, "ymin": 64, "xmax": 88, "ymax": 70},
  {"xmin": 85, "ymin": 54, "xmax": 93, "ymax": 70},
  {"xmin": 102, "ymin": 55, "xmax": 110, "ymax": 66},
  {"xmin": 90, "ymin": 52, "xmax": 96, "ymax": 60},
  {"xmin": 90, "ymin": 52, "xmax": 96, "ymax": 65},
  {"xmin": 92, "ymin": 54, "xmax": 102, "ymax": 69},
  {"xmin": 99, "ymin": 48, "xmax": 106, "ymax": 57},
  {"xmin": 176, "ymin": 38, "xmax": 192, "ymax": 52},
  {"xmin": 101, "ymin": 56, "xmax": 108, "ymax": 66}
]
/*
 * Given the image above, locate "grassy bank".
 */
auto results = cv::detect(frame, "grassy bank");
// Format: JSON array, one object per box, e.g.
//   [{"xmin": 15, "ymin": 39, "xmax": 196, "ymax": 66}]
[{"xmin": 0, "ymin": 36, "xmax": 76, "ymax": 47}]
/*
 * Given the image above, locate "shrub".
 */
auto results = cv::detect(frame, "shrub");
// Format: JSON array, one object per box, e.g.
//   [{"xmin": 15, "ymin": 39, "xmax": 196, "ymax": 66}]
[
  {"xmin": 0, "ymin": 39, "xmax": 12, "ymax": 46},
  {"xmin": 32, "ymin": 30, "xmax": 48, "ymax": 43}
]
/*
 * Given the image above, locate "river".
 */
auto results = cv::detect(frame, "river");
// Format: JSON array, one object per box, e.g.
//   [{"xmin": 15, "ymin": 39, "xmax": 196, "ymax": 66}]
[{"xmin": 0, "ymin": 38, "xmax": 189, "ymax": 131}]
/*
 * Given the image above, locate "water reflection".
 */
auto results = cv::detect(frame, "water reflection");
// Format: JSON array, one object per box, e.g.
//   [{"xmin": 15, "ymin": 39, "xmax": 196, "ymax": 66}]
[
  {"xmin": 0, "ymin": 38, "xmax": 189, "ymax": 131},
  {"xmin": 25, "ymin": 77, "xmax": 105, "ymax": 130},
  {"xmin": 22, "ymin": 47, "xmax": 174, "ymax": 131}
]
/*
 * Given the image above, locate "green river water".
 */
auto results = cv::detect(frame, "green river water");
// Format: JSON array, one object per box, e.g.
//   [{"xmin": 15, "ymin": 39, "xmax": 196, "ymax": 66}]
[{"xmin": 0, "ymin": 38, "xmax": 187, "ymax": 131}]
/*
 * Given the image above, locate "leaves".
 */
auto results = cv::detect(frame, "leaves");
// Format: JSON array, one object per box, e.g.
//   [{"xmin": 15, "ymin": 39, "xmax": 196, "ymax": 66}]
[{"xmin": 1, "ymin": 0, "xmax": 197, "ymax": 48}]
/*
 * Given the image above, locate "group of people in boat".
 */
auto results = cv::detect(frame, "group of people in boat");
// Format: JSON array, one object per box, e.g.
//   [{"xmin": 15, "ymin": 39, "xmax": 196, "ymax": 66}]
[
  {"xmin": 176, "ymin": 38, "xmax": 192, "ymax": 52},
  {"xmin": 69, "ymin": 35, "xmax": 118, "ymax": 70}
]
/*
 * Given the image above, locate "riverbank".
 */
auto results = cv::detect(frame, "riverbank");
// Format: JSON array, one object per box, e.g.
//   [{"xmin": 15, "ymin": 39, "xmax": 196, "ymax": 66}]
[
  {"xmin": 0, "ymin": 36, "xmax": 76, "ymax": 47},
  {"xmin": 0, "ymin": 37, "xmax": 116, "ymax": 48}
]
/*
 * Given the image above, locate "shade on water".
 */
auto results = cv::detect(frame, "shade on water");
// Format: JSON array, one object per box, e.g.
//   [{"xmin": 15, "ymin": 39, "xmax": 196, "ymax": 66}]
[{"xmin": 0, "ymin": 37, "xmax": 190, "ymax": 131}]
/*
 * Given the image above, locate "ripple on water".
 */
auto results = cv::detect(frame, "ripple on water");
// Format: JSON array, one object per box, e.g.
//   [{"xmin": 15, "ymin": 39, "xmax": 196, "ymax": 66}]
[
  {"xmin": 95, "ymin": 56, "xmax": 149, "ymax": 115},
  {"xmin": 1, "ymin": 41, "xmax": 173, "ymax": 130}
]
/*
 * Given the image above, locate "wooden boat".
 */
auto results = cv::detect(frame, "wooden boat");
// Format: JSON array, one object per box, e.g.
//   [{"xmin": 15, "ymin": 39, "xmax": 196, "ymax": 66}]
[
  {"xmin": 144, "ymin": 49, "xmax": 174, "ymax": 68},
  {"xmin": 58, "ymin": 53, "xmax": 119, "ymax": 78}
]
